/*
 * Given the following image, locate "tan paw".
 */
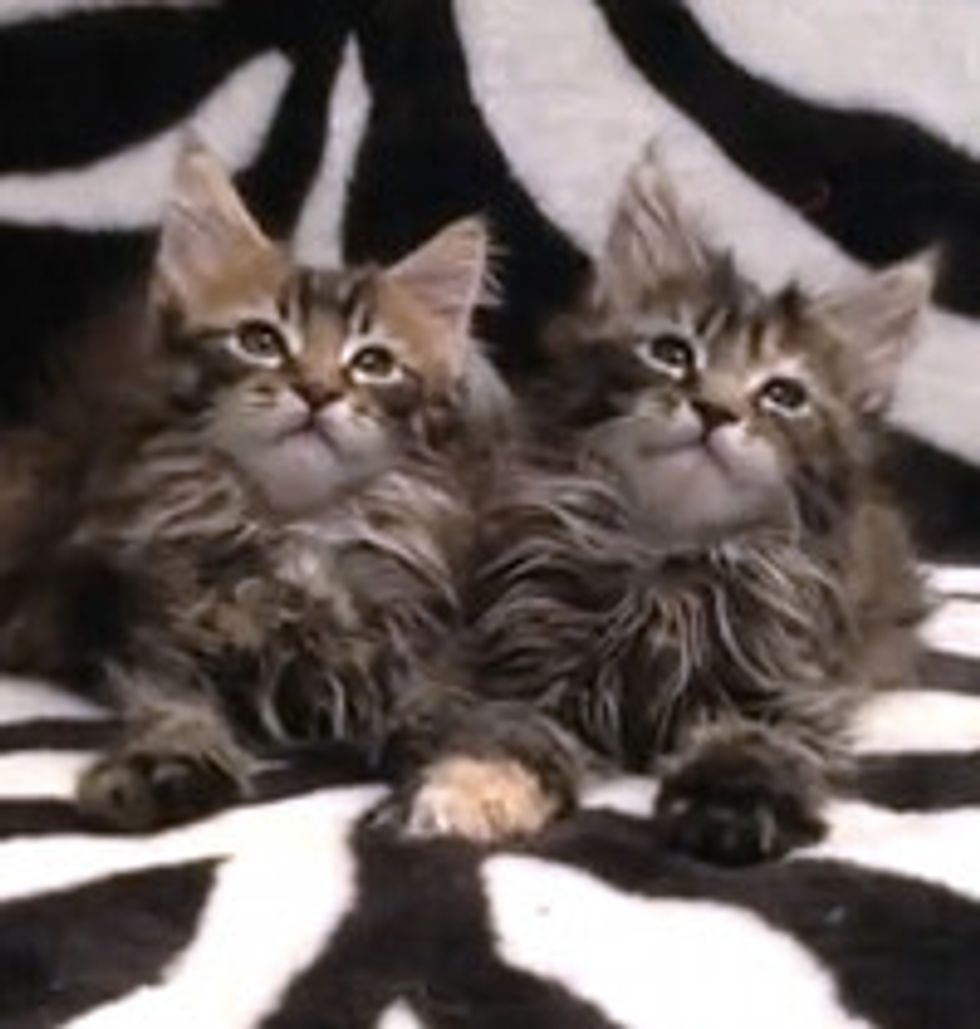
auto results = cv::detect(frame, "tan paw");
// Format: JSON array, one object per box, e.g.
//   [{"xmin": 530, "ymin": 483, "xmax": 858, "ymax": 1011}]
[{"xmin": 404, "ymin": 756, "xmax": 558, "ymax": 843}]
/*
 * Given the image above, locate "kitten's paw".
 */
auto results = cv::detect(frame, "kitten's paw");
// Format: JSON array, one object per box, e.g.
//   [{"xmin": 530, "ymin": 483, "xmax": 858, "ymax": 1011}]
[
  {"xmin": 655, "ymin": 736, "xmax": 825, "ymax": 865},
  {"xmin": 77, "ymin": 718, "xmax": 252, "ymax": 832},
  {"xmin": 398, "ymin": 756, "xmax": 559, "ymax": 844}
]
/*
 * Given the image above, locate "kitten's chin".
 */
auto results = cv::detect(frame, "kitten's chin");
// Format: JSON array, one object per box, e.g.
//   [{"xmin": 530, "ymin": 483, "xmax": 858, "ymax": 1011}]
[
  {"xmin": 237, "ymin": 431, "xmax": 380, "ymax": 516},
  {"xmin": 602, "ymin": 440, "xmax": 790, "ymax": 546}
]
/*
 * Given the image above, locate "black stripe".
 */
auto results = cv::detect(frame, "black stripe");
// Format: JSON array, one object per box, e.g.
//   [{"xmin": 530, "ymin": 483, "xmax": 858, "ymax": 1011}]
[
  {"xmin": 0, "ymin": 228, "xmax": 154, "ymax": 422},
  {"xmin": 918, "ymin": 651, "xmax": 980, "ymax": 695},
  {"xmin": 247, "ymin": 742, "xmax": 376, "ymax": 802},
  {"xmin": 0, "ymin": 800, "xmax": 93, "ymax": 838},
  {"xmin": 534, "ymin": 809, "xmax": 980, "ymax": 1029},
  {"xmin": 853, "ymin": 751, "xmax": 980, "ymax": 811},
  {"xmin": 593, "ymin": 0, "xmax": 980, "ymax": 320},
  {"xmin": 0, "ymin": 718, "xmax": 116, "ymax": 754},
  {"xmin": 263, "ymin": 819, "xmax": 619, "ymax": 1029},
  {"xmin": 883, "ymin": 432, "xmax": 980, "ymax": 560},
  {"xmin": 0, "ymin": 8, "xmax": 263, "ymax": 172},
  {"xmin": 348, "ymin": 0, "xmax": 589, "ymax": 374},
  {"xmin": 0, "ymin": 861, "xmax": 217, "ymax": 1026},
  {"xmin": 234, "ymin": 5, "xmax": 353, "ymax": 240}
]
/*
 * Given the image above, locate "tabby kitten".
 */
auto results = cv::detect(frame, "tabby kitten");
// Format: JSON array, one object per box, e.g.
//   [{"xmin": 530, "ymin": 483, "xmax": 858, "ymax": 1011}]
[
  {"xmin": 0, "ymin": 142, "xmax": 513, "ymax": 832},
  {"xmin": 464, "ymin": 151, "xmax": 931, "ymax": 864}
]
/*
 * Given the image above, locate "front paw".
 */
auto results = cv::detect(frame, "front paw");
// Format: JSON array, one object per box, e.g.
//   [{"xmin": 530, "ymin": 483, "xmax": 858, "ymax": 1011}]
[
  {"xmin": 391, "ymin": 756, "xmax": 561, "ymax": 844},
  {"xmin": 655, "ymin": 736, "xmax": 825, "ymax": 865},
  {"xmin": 77, "ymin": 716, "xmax": 253, "ymax": 832}
]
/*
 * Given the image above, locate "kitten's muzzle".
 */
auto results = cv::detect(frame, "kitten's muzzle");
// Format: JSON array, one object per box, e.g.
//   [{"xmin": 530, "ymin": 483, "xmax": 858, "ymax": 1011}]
[
  {"xmin": 691, "ymin": 397, "xmax": 739, "ymax": 436},
  {"xmin": 293, "ymin": 379, "xmax": 341, "ymax": 412}
]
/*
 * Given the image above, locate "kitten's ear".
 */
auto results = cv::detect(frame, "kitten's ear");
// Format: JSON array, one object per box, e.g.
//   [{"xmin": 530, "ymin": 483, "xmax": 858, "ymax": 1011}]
[
  {"xmin": 598, "ymin": 144, "xmax": 711, "ymax": 304},
  {"xmin": 155, "ymin": 139, "xmax": 273, "ymax": 303},
  {"xmin": 385, "ymin": 217, "xmax": 490, "ymax": 338},
  {"xmin": 810, "ymin": 254, "xmax": 935, "ymax": 413}
]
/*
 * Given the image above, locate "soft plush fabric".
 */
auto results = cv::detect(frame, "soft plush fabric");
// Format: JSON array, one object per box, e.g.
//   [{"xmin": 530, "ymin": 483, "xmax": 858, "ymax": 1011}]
[
  {"xmin": 1, "ymin": 3, "xmax": 979, "ymax": 1026},
  {"xmin": 1, "ymin": 569, "xmax": 979, "ymax": 1028}
]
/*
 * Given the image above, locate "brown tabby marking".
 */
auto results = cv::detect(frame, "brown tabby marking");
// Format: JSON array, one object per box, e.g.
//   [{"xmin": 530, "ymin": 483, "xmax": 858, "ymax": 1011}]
[
  {"xmin": 464, "ymin": 147, "xmax": 932, "ymax": 863},
  {"xmin": 0, "ymin": 142, "xmax": 509, "ymax": 833}
]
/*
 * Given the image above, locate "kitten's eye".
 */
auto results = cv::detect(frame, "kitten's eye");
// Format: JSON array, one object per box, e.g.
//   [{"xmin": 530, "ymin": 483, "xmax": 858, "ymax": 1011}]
[
  {"xmin": 639, "ymin": 333, "xmax": 695, "ymax": 378},
  {"xmin": 230, "ymin": 320, "xmax": 285, "ymax": 367},
  {"xmin": 347, "ymin": 344, "xmax": 400, "ymax": 383},
  {"xmin": 758, "ymin": 375, "xmax": 809, "ymax": 414}
]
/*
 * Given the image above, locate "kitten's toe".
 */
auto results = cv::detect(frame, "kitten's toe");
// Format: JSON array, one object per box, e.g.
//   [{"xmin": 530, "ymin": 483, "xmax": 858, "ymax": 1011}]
[
  {"xmin": 657, "ymin": 792, "xmax": 791, "ymax": 865},
  {"xmin": 397, "ymin": 755, "xmax": 560, "ymax": 844},
  {"xmin": 655, "ymin": 741, "xmax": 825, "ymax": 865},
  {"xmin": 77, "ymin": 740, "xmax": 251, "ymax": 832}
]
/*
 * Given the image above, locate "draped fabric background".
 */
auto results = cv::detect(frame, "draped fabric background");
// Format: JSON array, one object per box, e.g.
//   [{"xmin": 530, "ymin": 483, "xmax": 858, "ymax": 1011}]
[{"xmin": 1, "ymin": 3, "xmax": 980, "ymax": 1027}]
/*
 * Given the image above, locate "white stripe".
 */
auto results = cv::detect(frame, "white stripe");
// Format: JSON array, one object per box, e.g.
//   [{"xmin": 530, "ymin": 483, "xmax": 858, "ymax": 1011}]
[
  {"xmin": 66, "ymin": 787, "xmax": 381, "ymax": 1029},
  {"xmin": 485, "ymin": 855, "xmax": 870, "ymax": 1029},
  {"xmin": 0, "ymin": 751, "xmax": 93, "ymax": 799},
  {"xmin": 922, "ymin": 598, "xmax": 980, "ymax": 660},
  {"xmin": 686, "ymin": 0, "xmax": 980, "ymax": 158},
  {"xmin": 293, "ymin": 39, "xmax": 370, "ymax": 267},
  {"xmin": 581, "ymin": 774, "xmax": 656, "ymax": 816},
  {"xmin": 924, "ymin": 564, "xmax": 980, "ymax": 599},
  {"xmin": 0, "ymin": 0, "xmax": 215, "ymax": 27},
  {"xmin": 852, "ymin": 690, "xmax": 980, "ymax": 755},
  {"xmin": 0, "ymin": 784, "xmax": 380, "ymax": 904},
  {"xmin": 803, "ymin": 800, "xmax": 980, "ymax": 905},
  {"xmin": 376, "ymin": 1002, "xmax": 426, "ymax": 1029},
  {"xmin": 456, "ymin": 0, "xmax": 980, "ymax": 463},
  {"xmin": 0, "ymin": 677, "xmax": 107, "ymax": 724},
  {"xmin": 0, "ymin": 51, "xmax": 290, "ymax": 228},
  {"xmin": 893, "ymin": 310, "xmax": 980, "ymax": 464}
]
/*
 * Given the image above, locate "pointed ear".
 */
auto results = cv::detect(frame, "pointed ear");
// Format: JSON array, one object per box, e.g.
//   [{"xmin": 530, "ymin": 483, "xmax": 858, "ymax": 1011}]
[
  {"xmin": 599, "ymin": 143, "xmax": 711, "ymax": 305},
  {"xmin": 155, "ymin": 138, "xmax": 273, "ymax": 304},
  {"xmin": 810, "ymin": 253, "xmax": 936, "ymax": 413},
  {"xmin": 385, "ymin": 217, "xmax": 490, "ymax": 338}
]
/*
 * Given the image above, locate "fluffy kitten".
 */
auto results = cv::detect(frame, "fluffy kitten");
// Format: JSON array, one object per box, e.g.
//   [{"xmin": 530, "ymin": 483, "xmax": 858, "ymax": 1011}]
[
  {"xmin": 465, "ymin": 151, "xmax": 931, "ymax": 864},
  {"xmin": 0, "ymin": 143, "xmax": 514, "ymax": 832}
]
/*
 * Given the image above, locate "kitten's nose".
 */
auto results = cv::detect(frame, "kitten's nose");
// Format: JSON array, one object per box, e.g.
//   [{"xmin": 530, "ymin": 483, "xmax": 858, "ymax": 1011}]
[
  {"xmin": 294, "ymin": 380, "xmax": 339, "ymax": 411},
  {"xmin": 691, "ymin": 397, "xmax": 739, "ymax": 435}
]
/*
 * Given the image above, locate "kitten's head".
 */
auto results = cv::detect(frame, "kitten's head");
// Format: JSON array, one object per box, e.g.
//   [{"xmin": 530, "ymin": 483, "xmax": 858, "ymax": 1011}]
[
  {"xmin": 151, "ymin": 142, "xmax": 492, "ymax": 515},
  {"xmin": 545, "ymin": 150, "xmax": 933, "ymax": 544}
]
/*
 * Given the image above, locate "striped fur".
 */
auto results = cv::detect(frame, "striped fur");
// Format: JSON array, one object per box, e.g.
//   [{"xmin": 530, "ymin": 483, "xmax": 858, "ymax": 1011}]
[
  {"xmin": 468, "ymin": 155, "xmax": 931, "ymax": 864},
  {"xmin": 0, "ymin": 147, "xmax": 504, "ymax": 832}
]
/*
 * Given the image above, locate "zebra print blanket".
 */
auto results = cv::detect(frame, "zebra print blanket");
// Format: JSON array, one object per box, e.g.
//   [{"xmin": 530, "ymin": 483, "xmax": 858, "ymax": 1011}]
[
  {"xmin": 1, "ymin": 2, "xmax": 979, "ymax": 1026},
  {"xmin": 1, "ymin": 568, "xmax": 979, "ymax": 1028}
]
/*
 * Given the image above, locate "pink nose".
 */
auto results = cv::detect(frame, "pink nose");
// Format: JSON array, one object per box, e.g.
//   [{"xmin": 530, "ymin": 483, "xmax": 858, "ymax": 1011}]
[
  {"xmin": 691, "ymin": 398, "xmax": 739, "ymax": 434},
  {"xmin": 293, "ymin": 380, "xmax": 339, "ymax": 411}
]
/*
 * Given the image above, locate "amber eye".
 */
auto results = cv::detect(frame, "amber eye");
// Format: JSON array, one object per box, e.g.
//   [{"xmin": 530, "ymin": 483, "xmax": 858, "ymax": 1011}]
[
  {"xmin": 348, "ymin": 344, "xmax": 399, "ymax": 382},
  {"xmin": 640, "ymin": 333, "xmax": 695, "ymax": 377},
  {"xmin": 758, "ymin": 375, "xmax": 809, "ymax": 413},
  {"xmin": 231, "ymin": 320, "xmax": 285, "ymax": 366}
]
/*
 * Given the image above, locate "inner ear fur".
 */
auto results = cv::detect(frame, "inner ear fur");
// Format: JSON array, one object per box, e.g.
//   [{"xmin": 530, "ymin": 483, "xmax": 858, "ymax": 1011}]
[{"xmin": 155, "ymin": 139, "xmax": 277, "ymax": 309}]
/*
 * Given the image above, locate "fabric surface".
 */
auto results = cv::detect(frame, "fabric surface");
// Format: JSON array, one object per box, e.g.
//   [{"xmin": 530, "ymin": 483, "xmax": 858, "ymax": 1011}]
[
  {"xmin": 1, "ymin": 3, "xmax": 979, "ymax": 1027},
  {"xmin": 1, "ymin": 569, "xmax": 979, "ymax": 1028}
]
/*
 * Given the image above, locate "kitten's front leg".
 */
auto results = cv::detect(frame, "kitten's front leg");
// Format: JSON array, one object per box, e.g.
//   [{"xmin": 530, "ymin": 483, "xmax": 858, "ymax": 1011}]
[
  {"xmin": 78, "ymin": 688, "xmax": 255, "ymax": 832},
  {"xmin": 654, "ymin": 720, "xmax": 828, "ymax": 865},
  {"xmin": 380, "ymin": 698, "xmax": 583, "ymax": 844}
]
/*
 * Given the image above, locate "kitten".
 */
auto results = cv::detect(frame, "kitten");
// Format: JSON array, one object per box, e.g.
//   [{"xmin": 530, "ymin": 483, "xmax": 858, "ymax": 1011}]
[
  {"xmin": 463, "ymin": 150, "xmax": 931, "ymax": 863},
  {"xmin": 0, "ymin": 142, "xmax": 517, "ymax": 833}
]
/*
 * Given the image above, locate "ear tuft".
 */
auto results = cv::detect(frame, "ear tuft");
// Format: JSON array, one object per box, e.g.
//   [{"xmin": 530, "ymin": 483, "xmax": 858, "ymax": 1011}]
[
  {"xmin": 156, "ymin": 137, "xmax": 272, "ymax": 304},
  {"xmin": 599, "ymin": 141, "xmax": 712, "ymax": 305},
  {"xmin": 386, "ymin": 217, "xmax": 491, "ymax": 337},
  {"xmin": 810, "ymin": 252, "xmax": 936, "ymax": 413}
]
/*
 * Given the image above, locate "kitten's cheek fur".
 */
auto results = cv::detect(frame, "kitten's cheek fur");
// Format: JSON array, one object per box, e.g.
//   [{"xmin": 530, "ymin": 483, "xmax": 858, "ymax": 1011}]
[
  {"xmin": 654, "ymin": 724, "xmax": 828, "ymax": 865},
  {"xmin": 396, "ymin": 755, "xmax": 561, "ymax": 843}
]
